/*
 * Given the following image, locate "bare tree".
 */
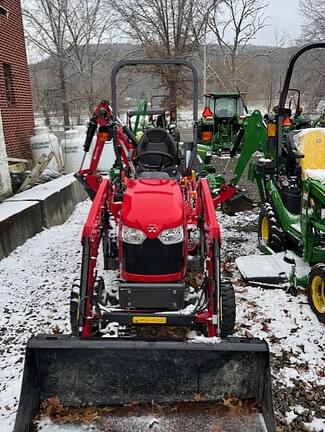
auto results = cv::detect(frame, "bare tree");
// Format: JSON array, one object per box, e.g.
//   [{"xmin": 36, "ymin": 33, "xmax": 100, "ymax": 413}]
[
  {"xmin": 207, "ymin": 0, "xmax": 269, "ymax": 90},
  {"xmin": 110, "ymin": 0, "xmax": 217, "ymax": 108},
  {"xmin": 23, "ymin": 0, "xmax": 115, "ymax": 127},
  {"xmin": 63, "ymin": 0, "xmax": 116, "ymax": 113},
  {"xmin": 297, "ymin": 1, "xmax": 325, "ymax": 110},
  {"xmin": 24, "ymin": 0, "xmax": 72, "ymax": 127},
  {"xmin": 261, "ymin": 57, "xmax": 278, "ymax": 112},
  {"xmin": 299, "ymin": 0, "xmax": 325, "ymax": 41}
]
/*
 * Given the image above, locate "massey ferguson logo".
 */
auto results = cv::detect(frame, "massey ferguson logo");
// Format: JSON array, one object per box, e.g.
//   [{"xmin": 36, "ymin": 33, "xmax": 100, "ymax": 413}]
[{"xmin": 147, "ymin": 224, "xmax": 158, "ymax": 233}]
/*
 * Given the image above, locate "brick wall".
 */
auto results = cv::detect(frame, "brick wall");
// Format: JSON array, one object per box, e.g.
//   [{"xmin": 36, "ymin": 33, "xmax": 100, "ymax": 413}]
[{"xmin": 0, "ymin": 0, "xmax": 34, "ymax": 160}]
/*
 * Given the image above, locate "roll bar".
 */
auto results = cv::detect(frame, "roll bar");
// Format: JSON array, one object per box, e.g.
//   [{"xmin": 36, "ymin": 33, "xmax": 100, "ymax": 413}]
[
  {"xmin": 111, "ymin": 58, "xmax": 199, "ymax": 122},
  {"xmin": 276, "ymin": 42, "xmax": 325, "ymax": 168},
  {"xmin": 110, "ymin": 58, "xmax": 199, "ymax": 175},
  {"xmin": 278, "ymin": 42, "xmax": 325, "ymax": 109}
]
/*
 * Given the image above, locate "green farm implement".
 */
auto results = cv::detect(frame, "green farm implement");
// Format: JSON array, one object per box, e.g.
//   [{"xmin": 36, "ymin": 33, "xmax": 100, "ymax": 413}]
[{"xmin": 225, "ymin": 43, "xmax": 325, "ymax": 323}]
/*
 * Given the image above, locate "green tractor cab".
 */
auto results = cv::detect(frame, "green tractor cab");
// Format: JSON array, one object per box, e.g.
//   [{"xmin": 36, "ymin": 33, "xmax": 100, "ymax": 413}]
[
  {"xmin": 230, "ymin": 42, "xmax": 325, "ymax": 323},
  {"xmin": 198, "ymin": 91, "xmax": 248, "ymax": 154}
]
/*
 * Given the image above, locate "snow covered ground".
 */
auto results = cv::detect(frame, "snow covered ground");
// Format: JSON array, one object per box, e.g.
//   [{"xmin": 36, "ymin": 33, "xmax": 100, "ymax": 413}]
[
  {"xmin": 0, "ymin": 203, "xmax": 324, "ymax": 431},
  {"xmin": 220, "ymin": 211, "xmax": 325, "ymax": 432},
  {"xmin": 0, "ymin": 201, "xmax": 89, "ymax": 431}
]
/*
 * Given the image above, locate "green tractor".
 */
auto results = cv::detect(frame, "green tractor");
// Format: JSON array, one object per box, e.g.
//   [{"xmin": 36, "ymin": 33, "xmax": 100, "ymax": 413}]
[
  {"xmin": 222, "ymin": 42, "xmax": 325, "ymax": 323},
  {"xmin": 198, "ymin": 91, "xmax": 248, "ymax": 154}
]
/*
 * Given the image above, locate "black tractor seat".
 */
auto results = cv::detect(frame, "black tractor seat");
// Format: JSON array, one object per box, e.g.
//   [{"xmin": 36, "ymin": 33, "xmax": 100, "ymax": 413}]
[{"xmin": 136, "ymin": 128, "xmax": 179, "ymax": 178}]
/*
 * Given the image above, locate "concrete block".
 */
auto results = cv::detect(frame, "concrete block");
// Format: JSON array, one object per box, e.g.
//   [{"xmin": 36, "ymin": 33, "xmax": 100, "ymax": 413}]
[
  {"xmin": 0, "ymin": 174, "xmax": 87, "ymax": 259},
  {"xmin": 0, "ymin": 201, "xmax": 42, "ymax": 259},
  {"xmin": 7, "ymin": 174, "xmax": 87, "ymax": 228}
]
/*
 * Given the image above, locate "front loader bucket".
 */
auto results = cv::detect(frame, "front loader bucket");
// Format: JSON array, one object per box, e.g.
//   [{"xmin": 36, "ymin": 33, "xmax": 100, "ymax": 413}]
[{"xmin": 14, "ymin": 335, "xmax": 275, "ymax": 432}]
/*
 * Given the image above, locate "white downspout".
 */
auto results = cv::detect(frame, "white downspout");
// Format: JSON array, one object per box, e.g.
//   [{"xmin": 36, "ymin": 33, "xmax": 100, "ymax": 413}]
[{"xmin": 0, "ymin": 109, "xmax": 12, "ymax": 201}]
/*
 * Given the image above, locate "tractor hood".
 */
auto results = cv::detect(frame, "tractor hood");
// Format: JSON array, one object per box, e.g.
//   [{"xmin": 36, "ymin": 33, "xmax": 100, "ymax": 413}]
[{"xmin": 121, "ymin": 178, "xmax": 185, "ymax": 238}]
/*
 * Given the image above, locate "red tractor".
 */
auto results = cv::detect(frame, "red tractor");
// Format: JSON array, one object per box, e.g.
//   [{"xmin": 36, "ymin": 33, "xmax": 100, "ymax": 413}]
[
  {"xmin": 73, "ymin": 59, "xmax": 238, "ymax": 339},
  {"xmin": 14, "ymin": 59, "xmax": 275, "ymax": 432}
]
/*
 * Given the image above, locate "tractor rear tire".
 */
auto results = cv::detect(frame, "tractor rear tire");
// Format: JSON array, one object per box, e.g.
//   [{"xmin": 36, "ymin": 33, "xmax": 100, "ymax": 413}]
[
  {"xmin": 220, "ymin": 281, "xmax": 236, "ymax": 338},
  {"xmin": 307, "ymin": 265, "xmax": 325, "ymax": 323},
  {"xmin": 258, "ymin": 203, "xmax": 286, "ymax": 252}
]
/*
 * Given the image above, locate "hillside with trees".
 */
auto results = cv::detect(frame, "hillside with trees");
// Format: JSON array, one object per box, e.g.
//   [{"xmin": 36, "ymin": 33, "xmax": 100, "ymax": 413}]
[{"xmin": 24, "ymin": 0, "xmax": 325, "ymax": 127}]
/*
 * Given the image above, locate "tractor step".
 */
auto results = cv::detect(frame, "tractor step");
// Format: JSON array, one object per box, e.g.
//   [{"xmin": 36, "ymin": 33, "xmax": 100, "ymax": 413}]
[
  {"xmin": 236, "ymin": 251, "xmax": 310, "ymax": 285},
  {"xmin": 14, "ymin": 335, "xmax": 275, "ymax": 432}
]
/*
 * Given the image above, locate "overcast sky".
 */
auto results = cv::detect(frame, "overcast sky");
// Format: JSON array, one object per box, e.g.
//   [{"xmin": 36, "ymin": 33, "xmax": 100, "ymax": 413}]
[{"xmin": 254, "ymin": 0, "xmax": 303, "ymax": 46}]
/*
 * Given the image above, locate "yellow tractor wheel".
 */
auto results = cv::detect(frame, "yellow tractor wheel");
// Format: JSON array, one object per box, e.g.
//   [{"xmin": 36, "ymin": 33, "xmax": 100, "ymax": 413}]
[
  {"xmin": 307, "ymin": 265, "xmax": 325, "ymax": 323},
  {"xmin": 258, "ymin": 204, "xmax": 285, "ymax": 252},
  {"xmin": 260, "ymin": 216, "xmax": 270, "ymax": 242}
]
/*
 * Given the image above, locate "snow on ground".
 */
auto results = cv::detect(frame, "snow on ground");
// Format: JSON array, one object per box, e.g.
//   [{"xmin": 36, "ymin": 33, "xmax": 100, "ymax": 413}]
[
  {"xmin": 219, "ymin": 210, "xmax": 325, "ymax": 432},
  {"xmin": 0, "ymin": 204, "xmax": 324, "ymax": 431},
  {"xmin": 0, "ymin": 201, "xmax": 89, "ymax": 431}
]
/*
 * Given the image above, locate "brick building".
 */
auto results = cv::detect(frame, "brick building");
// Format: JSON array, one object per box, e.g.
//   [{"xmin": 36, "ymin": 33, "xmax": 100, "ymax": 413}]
[{"xmin": 0, "ymin": 0, "xmax": 34, "ymax": 161}]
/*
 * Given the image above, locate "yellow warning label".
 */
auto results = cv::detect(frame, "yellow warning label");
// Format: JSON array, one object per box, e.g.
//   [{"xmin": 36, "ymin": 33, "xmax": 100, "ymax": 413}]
[{"xmin": 132, "ymin": 316, "xmax": 167, "ymax": 324}]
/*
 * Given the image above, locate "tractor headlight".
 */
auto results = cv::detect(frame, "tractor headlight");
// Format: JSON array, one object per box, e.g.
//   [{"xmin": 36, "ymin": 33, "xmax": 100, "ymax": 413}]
[
  {"xmin": 158, "ymin": 225, "xmax": 184, "ymax": 245},
  {"xmin": 122, "ymin": 225, "xmax": 146, "ymax": 244}
]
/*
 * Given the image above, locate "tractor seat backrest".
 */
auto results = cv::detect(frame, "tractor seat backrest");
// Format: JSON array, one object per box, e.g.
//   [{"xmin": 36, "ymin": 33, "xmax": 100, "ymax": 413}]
[
  {"xmin": 137, "ymin": 128, "xmax": 177, "ymax": 167},
  {"xmin": 294, "ymin": 128, "xmax": 325, "ymax": 180},
  {"xmin": 138, "ymin": 128, "xmax": 177, "ymax": 157}
]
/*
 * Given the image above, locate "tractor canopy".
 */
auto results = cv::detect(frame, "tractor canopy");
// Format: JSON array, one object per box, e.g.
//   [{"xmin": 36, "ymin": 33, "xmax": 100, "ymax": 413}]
[
  {"xmin": 199, "ymin": 91, "xmax": 248, "ymax": 153},
  {"xmin": 204, "ymin": 91, "xmax": 246, "ymax": 120}
]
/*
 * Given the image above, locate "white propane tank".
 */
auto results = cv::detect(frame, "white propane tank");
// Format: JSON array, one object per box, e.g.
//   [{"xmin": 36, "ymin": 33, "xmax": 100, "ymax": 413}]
[
  {"xmin": 75, "ymin": 125, "xmax": 87, "ymax": 136},
  {"xmin": 62, "ymin": 129, "xmax": 85, "ymax": 173},
  {"xmin": 89, "ymin": 135, "xmax": 116, "ymax": 173},
  {"xmin": 30, "ymin": 126, "xmax": 62, "ymax": 172}
]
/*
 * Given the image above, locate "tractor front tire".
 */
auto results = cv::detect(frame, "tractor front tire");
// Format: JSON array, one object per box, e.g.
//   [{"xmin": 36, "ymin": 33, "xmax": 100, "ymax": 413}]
[
  {"xmin": 307, "ymin": 265, "xmax": 325, "ymax": 323},
  {"xmin": 70, "ymin": 283, "xmax": 80, "ymax": 336},
  {"xmin": 258, "ymin": 203, "xmax": 286, "ymax": 252},
  {"xmin": 213, "ymin": 240, "xmax": 236, "ymax": 337},
  {"xmin": 220, "ymin": 281, "xmax": 236, "ymax": 338}
]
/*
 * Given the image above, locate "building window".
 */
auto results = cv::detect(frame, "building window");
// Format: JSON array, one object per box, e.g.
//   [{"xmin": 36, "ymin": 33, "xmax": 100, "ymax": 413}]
[
  {"xmin": 3, "ymin": 63, "xmax": 15, "ymax": 107},
  {"xmin": 0, "ymin": 5, "xmax": 9, "ymax": 17}
]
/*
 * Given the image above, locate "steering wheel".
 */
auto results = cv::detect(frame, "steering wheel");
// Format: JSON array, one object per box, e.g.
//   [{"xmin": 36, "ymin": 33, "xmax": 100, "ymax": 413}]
[{"xmin": 135, "ymin": 150, "xmax": 174, "ymax": 171}]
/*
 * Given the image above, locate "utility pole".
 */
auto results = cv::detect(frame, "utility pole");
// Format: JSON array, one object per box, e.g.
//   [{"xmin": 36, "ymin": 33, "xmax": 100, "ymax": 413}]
[{"xmin": 203, "ymin": 33, "xmax": 207, "ymax": 95}]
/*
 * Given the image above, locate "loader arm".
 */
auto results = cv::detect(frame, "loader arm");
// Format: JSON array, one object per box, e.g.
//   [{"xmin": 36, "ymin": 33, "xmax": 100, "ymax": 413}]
[
  {"xmin": 133, "ymin": 99, "xmax": 148, "ymax": 135},
  {"xmin": 208, "ymin": 110, "xmax": 266, "ymax": 213},
  {"xmin": 76, "ymin": 100, "xmax": 137, "ymax": 199},
  {"xmin": 230, "ymin": 110, "xmax": 267, "ymax": 186},
  {"xmin": 80, "ymin": 178, "xmax": 112, "ymax": 337}
]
